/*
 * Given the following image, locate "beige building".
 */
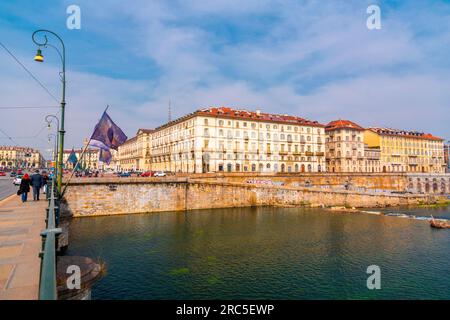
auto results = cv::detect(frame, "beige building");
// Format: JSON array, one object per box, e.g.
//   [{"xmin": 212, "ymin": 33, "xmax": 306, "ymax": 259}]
[
  {"xmin": 326, "ymin": 120, "xmax": 368, "ymax": 173},
  {"xmin": 364, "ymin": 128, "xmax": 446, "ymax": 173},
  {"xmin": 151, "ymin": 107, "xmax": 326, "ymax": 173},
  {"xmin": 117, "ymin": 129, "xmax": 153, "ymax": 172},
  {"xmin": 0, "ymin": 146, "xmax": 44, "ymax": 169},
  {"xmin": 63, "ymin": 148, "xmax": 100, "ymax": 171},
  {"xmin": 325, "ymin": 120, "xmax": 382, "ymax": 173},
  {"xmin": 364, "ymin": 145, "xmax": 381, "ymax": 173}
]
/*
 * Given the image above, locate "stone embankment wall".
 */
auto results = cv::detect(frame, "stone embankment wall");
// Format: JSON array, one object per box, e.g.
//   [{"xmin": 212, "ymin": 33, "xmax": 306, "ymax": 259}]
[
  {"xmin": 176, "ymin": 172, "xmax": 409, "ymax": 190},
  {"xmin": 61, "ymin": 177, "xmax": 441, "ymax": 217}
]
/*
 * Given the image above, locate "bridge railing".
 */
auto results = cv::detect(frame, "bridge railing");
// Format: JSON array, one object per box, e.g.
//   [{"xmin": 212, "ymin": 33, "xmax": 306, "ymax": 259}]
[{"xmin": 39, "ymin": 178, "xmax": 61, "ymax": 300}]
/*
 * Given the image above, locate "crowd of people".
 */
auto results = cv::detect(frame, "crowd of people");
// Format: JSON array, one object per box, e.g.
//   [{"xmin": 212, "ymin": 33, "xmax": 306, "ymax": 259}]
[{"xmin": 17, "ymin": 170, "xmax": 52, "ymax": 203}]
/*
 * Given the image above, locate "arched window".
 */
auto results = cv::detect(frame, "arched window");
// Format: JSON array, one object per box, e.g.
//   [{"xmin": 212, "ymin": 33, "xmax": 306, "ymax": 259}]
[{"xmin": 307, "ymin": 164, "xmax": 312, "ymax": 172}]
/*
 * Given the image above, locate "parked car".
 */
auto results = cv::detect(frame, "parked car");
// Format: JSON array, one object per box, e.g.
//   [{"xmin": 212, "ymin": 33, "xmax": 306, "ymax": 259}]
[
  {"xmin": 13, "ymin": 174, "xmax": 23, "ymax": 186},
  {"xmin": 10, "ymin": 171, "xmax": 16, "ymax": 177},
  {"xmin": 154, "ymin": 171, "xmax": 166, "ymax": 177},
  {"xmin": 140, "ymin": 171, "xmax": 154, "ymax": 177},
  {"xmin": 0, "ymin": 171, "xmax": 6, "ymax": 176},
  {"xmin": 118, "ymin": 172, "xmax": 131, "ymax": 177}
]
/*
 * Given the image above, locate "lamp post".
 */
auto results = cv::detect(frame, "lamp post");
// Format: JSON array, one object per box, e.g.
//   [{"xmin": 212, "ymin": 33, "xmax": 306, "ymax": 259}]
[
  {"xmin": 45, "ymin": 115, "xmax": 60, "ymax": 178},
  {"xmin": 32, "ymin": 30, "xmax": 66, "ymax": 196},
  {"xmin": 48, "ymin": 134, "xmax": 58, "ymax": 174}
]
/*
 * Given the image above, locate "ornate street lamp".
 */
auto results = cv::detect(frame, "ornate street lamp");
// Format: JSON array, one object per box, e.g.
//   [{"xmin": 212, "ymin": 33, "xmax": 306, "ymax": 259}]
[{"xmin": 32, "ymin": 30, "xmax": 66, "ymax": 196}]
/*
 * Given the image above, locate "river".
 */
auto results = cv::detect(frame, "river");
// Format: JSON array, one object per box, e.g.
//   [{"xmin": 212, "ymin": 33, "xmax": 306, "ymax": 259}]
[{"xmin": 67, "ymin": 206, "xmax": 450, "ymax": 299}]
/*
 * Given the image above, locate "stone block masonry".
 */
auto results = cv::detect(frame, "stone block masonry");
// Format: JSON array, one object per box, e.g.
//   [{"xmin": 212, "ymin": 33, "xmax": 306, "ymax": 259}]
[{"xmin": 61, "ymin": 176, "xmax": 443, "ymax": 217}]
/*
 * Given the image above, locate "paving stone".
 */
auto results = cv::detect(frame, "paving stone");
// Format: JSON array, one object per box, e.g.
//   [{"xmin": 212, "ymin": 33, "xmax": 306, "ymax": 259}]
[{"xmin": 0, "ymin": 196, "xmax": 46, "ymax": 300}]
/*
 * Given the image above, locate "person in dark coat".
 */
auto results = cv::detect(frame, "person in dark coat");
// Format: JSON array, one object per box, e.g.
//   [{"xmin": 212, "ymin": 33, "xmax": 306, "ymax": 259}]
[
  {"xmin": 18, "ymin": 173, "xmax": 31, "ymax": 203},
  {"xmin": 30, "ymin": 170, "xmax": 44, "ymax": 201}
]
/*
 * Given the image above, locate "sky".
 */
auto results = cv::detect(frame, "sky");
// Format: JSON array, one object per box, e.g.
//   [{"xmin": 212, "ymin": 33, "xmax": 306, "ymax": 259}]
[{"xmin": 0, "ymin": 0, "xmax": 449, "ymax": 159}]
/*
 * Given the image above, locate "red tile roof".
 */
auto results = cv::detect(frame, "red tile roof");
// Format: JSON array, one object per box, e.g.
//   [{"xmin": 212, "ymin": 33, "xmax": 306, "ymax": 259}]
[
  {"xmin": 197, "ymin": 107, "xmax": 324, "ymax": 127},
  {"xmin": 325, "ymin": 119, "xmax": 364, "ymax": 131},
  {"xmin": 368, "ymin": 127, "xmax": 444, "ymax": 141},
  {"xmin": 154, "ymin": 106, "xmax": 324, "ymax": 131},
  {"xmin": 0, "ymin": 146, "xmax": 39, "ymax": 152}
]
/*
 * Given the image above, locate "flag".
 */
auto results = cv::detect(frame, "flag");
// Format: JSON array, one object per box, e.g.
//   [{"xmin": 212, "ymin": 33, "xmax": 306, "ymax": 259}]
[
  {"xmin": 99, "ymin": 148, "xmax": 112, "ymax": 165},
  {"xmin": 67, "ymin": 148, "xmax": 78, "ymax": 164},
  {"xmin": 89, "ymin": 111, "xmax": 127, "ymax": 151}
]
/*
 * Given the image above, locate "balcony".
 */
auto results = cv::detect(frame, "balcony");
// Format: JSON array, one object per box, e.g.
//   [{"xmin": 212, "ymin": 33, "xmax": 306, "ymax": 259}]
[
  {"xmin": 315, "ymin": 152, "xmax": 325, "ymax": 157},
  {"xmin": 305, "ymin": 151, "xmax": 314, "ymax": 157}
]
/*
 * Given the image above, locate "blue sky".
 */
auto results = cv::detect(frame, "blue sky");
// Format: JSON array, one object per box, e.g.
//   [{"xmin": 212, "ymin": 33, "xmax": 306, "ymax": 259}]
[{"xmin": 0, "ymin": 0, "xmax": 449, "ymax": 158}]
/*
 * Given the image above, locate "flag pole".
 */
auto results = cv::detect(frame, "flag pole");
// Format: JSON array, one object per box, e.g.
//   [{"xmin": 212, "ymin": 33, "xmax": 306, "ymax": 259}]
[{"xmin": 61, "ymin": 105, "xmax": 110, "ymax": 198}]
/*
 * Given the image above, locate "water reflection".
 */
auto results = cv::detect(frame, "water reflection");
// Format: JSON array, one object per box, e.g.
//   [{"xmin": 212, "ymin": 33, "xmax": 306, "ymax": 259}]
[{"xmin": 67, "ymin": 206, "xmax": 450, "ymax": 300}]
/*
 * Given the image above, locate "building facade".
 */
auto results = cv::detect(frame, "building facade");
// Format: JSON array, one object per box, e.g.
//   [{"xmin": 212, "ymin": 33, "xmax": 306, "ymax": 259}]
[
  {"xmin": 364, "ymin": 128, "xmax": 446, "ymax": 173},
  {"xmin": 63, "ymin": 148, "xmax": 100, "ymax": 171},
  {"xmin": 445, "ymin": 143, "xmax": 449, "ymax": 173},
  {"xmin": 151, "ymin": 107, "xmax": 326, "ymax": 173},
  {"xmin": 0, "ymin": 146, "xmax": 44, "ymax": 169},
  {"xmin": 325, "ymin": 120, "xmax": 382, "ymax": 173},
  {"xmin": 117, "ymin": 129, "xmax": 153, "ymax": 172}
]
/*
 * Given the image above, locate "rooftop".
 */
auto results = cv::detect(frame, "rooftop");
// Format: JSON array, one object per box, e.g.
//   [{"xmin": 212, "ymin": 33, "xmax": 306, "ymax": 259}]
[
  {"xmin": 325, "ymin": 119, "xmax": 365, "ymax": 131},
  {"xmin": 368, "ymin": 127, "xmax": 443, "ymax": 141},
  {"xmin": 0, "ymin": 146, "xmax": 40, "ymax": 152},
  {"xmin": 155, "ymin": 106, "xmax": 324, "ymax": 130}
]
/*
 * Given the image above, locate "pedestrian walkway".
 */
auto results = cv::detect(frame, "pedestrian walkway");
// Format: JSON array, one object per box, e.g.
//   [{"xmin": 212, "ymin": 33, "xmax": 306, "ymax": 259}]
[{"xmin": 0, "ymin": 194, "xmax": 47, "ymax": 300}]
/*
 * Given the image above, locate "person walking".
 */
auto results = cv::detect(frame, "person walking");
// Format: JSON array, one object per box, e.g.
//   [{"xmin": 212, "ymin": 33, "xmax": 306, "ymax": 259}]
[
  {"xmin": 42, "ymin": 171, "xmax": 49, "ymax": 194},
  {"xmin": 30, "ymin": 170, "xmax": 43, "ymax": 201},
  {"xmin": 18, "ymin": 173, "xmax": 31, "ymax": 203}
]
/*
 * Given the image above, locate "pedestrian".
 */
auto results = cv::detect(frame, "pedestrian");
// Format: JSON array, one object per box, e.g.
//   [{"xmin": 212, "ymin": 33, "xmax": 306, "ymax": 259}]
[
  {"xmin": 42, "ymin": 171, "xmax": 49, "ymax": 194},
  {"xmin": 18, "ymin": 173, "xmax": 31, "ymax": 203},
  {"xmin": 30, "ymin": 169, "xmax": 44, "ymax": 201}
]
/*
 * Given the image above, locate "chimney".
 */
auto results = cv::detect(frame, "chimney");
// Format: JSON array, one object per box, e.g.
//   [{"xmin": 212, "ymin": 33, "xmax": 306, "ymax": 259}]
[{"xmin": 256, "ymin": 109, "xmax": 261, "ymax": 116}]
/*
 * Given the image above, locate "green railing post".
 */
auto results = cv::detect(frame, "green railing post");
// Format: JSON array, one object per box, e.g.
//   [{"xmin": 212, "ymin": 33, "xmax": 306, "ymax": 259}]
[{"xmin": 38, "ymin": 178, "xmax": 62, "ymax": 300}]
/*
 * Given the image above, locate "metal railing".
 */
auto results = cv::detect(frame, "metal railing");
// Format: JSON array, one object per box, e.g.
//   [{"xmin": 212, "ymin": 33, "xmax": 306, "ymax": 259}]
[{"xmin": 39, "ymin": 178, "xmax": 61, "ymax": 300}]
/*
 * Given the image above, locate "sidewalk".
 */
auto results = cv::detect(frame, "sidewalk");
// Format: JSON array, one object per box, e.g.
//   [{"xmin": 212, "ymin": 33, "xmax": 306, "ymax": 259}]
[{"xmin": 0, "ymin": 194, "xmax": 47, "ymax": 300}]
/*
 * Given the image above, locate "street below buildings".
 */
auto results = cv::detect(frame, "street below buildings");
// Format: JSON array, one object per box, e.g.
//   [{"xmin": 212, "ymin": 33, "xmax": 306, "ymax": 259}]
[{"xmin": 0, "ymin": 177, "xmax": 17, "ymax": 201}]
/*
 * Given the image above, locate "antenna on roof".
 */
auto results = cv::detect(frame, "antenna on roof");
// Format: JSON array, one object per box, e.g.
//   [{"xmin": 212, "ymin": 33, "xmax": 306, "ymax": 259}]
[{"xmin": 168, "ymin": 99, "xmax": 172, "ymax": 123}]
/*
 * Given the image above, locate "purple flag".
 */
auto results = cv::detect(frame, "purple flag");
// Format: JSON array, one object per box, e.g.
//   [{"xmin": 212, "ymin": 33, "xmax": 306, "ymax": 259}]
[
  {"xmin": 99, "ymin": 148, "xmax": 112, "ymax": 165},
  {"xmin": 89, "ymin": 111, "xmax": 127, "ymax": 151}
]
